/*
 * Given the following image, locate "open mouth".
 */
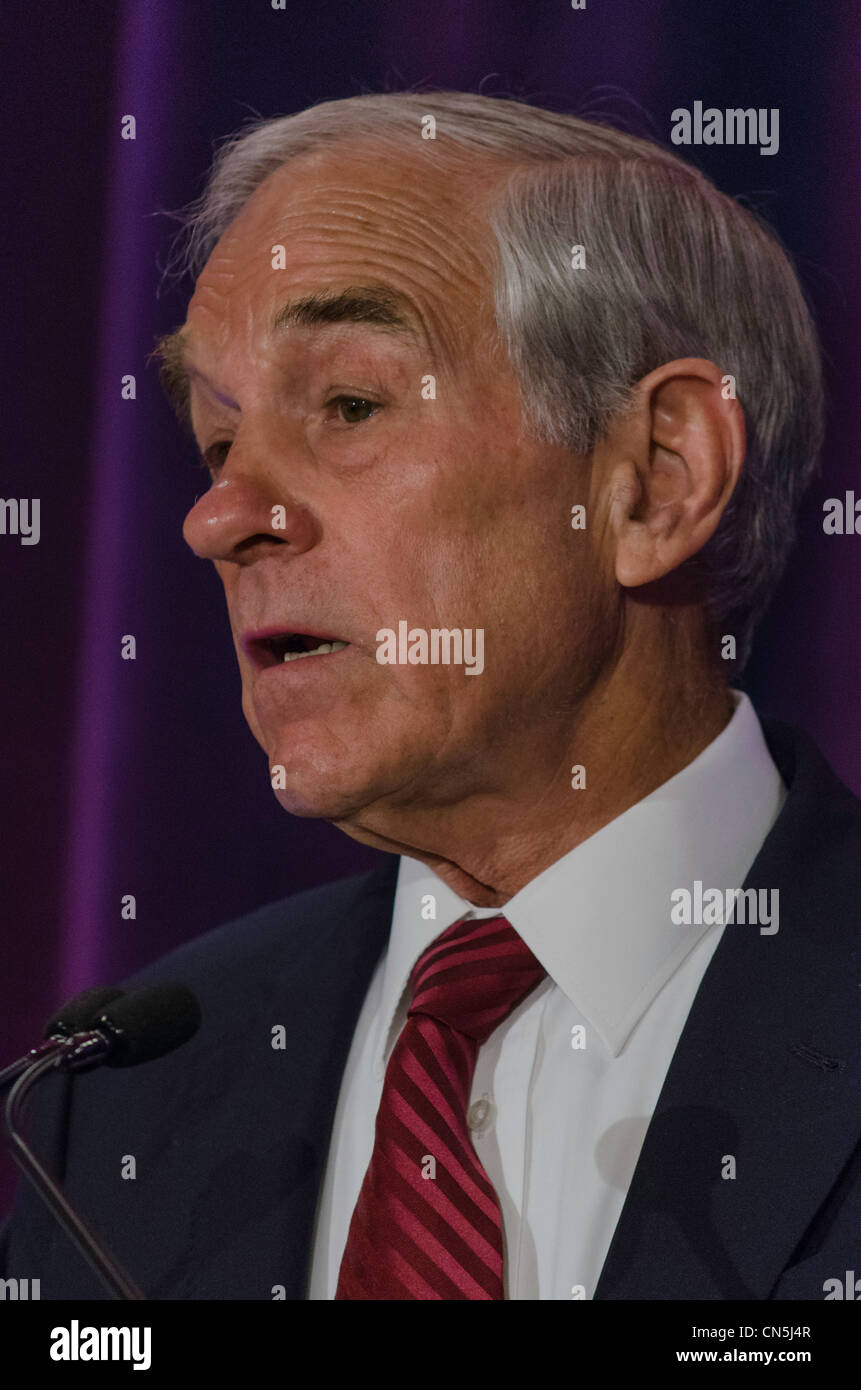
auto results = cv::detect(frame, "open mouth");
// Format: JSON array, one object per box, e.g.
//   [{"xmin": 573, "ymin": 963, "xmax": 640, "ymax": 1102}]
[{"xmin": 247, "ymin": 631, "xmax": 350, "ymax": 668}]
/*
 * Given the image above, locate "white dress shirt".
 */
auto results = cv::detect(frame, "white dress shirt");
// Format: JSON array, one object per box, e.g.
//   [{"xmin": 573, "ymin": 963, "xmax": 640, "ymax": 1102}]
[{"xmin": 307, "ymin": 690, "xmax": 786, "ymax": 1299}]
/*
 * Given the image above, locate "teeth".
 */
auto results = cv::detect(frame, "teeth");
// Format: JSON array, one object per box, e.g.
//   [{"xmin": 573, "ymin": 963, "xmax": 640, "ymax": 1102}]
[{"xmin": 282, "ymin": 639, "xmax": 348, "ymax": 663}]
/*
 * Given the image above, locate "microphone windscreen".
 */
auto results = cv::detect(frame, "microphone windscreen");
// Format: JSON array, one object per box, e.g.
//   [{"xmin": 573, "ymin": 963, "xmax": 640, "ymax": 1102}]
[
  {"xmin": 96, "ymin": 983, "xmax": 202, "ymax": 1067},
  {"xmin": 43, "ymin": 986, "xmax": 126, "ymax": 1039}
]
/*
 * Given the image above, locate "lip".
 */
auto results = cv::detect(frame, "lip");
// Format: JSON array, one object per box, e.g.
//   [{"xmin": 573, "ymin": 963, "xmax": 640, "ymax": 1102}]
[{"xmin": 242, "ymin": 625, "xmax": 352, "ymax": 671}]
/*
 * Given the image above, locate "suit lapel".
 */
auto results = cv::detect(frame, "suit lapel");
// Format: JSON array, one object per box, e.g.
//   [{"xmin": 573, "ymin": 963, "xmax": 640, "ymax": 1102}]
[
  {"xmin": 147, "ymin": 858, "xmax": 399, "ymax": 1299},
  {"xmin": 595, "ymin": 720, "xmax": 861, "ymax": 1298},
  {"xmin": 272, "ymin": 857, "xmax": 398, "ymax": 1296}
]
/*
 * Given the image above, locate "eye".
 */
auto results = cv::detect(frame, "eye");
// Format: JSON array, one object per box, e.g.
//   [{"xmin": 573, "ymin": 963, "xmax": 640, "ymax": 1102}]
[
  {"xmin": 201, "ymin": 440, "xmax": 232, "ymax": 472},
  {"xmin": 330, "ymin": 396, "xmax": 380, "ymax": 425}
]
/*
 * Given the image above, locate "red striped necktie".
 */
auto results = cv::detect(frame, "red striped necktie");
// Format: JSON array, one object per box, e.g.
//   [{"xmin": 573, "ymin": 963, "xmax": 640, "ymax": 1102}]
[{"xmin": 335, "ymin": 914, "xmax": 547, "ymax": 1300}]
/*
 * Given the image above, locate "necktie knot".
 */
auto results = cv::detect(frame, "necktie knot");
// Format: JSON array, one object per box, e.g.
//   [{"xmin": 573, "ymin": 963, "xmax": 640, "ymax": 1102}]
[{"xmin": 407, "ymin": 914, "xmax": 546, "ymax": 1044}]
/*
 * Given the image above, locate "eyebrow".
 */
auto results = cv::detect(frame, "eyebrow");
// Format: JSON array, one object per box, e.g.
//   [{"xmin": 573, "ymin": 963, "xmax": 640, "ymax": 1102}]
[
  {"xmin": 153, "ymin": 285, "xmax": 421, "ymax": 427},
  {"xmin": 151, "ymin": 330, "xmax": 194, "ymax": 427},
  {"xmin": 271, "ymin": 285, "xmax": 420, "ymax": 337}
]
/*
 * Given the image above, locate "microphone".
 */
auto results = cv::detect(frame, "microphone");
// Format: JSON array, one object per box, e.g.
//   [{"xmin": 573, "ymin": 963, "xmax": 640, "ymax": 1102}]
[
  {"xmin": 44, "ymin": 985, "xmax": 127, "ymax": 1038},
  {"xmin": 0, "ymin": 986, "xmax": 126, "ymax": 1092},
  {"xmin": 3, "ymin": 982, "xmax": 201, "ymax": 1301},
  {"xmin": 58, "ymin": 984, "xmax": 202, "ymax": 1073}
]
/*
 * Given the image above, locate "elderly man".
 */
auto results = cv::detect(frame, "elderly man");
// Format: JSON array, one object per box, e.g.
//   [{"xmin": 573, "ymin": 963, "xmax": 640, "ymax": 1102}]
[{"xmin": 2, "ymin": 91, "xmax": 859, "ymax": 1302}]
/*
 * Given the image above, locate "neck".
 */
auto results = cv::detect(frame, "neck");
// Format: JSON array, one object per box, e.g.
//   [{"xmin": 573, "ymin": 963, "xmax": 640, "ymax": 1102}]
[{"xmin": 336, "ymin": 629, "xmax": 734, "ymax": 908}]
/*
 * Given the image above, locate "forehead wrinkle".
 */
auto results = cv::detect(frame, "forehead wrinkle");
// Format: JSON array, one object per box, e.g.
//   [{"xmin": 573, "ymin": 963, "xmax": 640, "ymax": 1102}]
[
  {"xmin": 189, "ymin": 154, "xmax": 506, "ymax": 382},
  {"xmin": 261, "ymin": 160, "xmax": 495, "ymax": 315},
  {"xmin": 278, "ymin": 214, "xmax": 488, "ymax": 322},
  {"xmin": 272, "ymin": 181, "xmax": 491, "ymax": 271},
  {"xmin": 260, "ymin": 231, "xmax": 490, "ymax": 373},
  {"xmin": 271, "ymin": 188, "xmax": 491, "ymax": 301}
]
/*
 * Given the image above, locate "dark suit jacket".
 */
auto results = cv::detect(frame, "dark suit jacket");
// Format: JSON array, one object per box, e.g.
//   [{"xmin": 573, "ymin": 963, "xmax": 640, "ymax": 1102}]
[{"xmin": 2, "ymin": 717, "xmax": 860, "ymax": 1299}]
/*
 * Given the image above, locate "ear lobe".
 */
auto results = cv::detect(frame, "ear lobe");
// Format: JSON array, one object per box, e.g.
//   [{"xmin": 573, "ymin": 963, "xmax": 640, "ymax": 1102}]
[{"xmin": 609, "ymin": 357, "xmax": 745, "ymax": 590}]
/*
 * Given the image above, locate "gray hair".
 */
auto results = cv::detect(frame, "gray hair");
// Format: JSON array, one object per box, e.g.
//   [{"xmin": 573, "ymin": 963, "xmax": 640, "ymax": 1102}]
[{"xmin": 168, "ymin": 90, "xmax": 824, "ymax": 671}]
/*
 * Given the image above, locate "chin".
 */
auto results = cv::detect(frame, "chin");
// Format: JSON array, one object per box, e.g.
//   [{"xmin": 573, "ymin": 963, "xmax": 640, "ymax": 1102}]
[
  {"xmin": 266, "ymin": 738, "xmax": 378, "ymax": 821},
  {"xmin": 271, "ymin": 781, "xmax": 358, "ymax": 819},
  {"xmin": 261, "ymin": 709, "xmax": 434, "ymax": 822}
]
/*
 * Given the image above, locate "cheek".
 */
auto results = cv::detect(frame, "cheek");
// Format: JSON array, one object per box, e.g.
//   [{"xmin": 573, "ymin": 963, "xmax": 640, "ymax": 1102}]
[{"xmin": 216, "ymin": 563, "xmax": 239, "ymax": 623}]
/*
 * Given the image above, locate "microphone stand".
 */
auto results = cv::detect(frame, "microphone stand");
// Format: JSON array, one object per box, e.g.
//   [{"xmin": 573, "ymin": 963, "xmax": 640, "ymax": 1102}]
[
  {"xmin": 4, "ymin": 1049, "xmax": 145, "ymax": 1301},
  {"xmin": 0, "ymin": 1038, "xmax": 66, "ymax": 1092}
]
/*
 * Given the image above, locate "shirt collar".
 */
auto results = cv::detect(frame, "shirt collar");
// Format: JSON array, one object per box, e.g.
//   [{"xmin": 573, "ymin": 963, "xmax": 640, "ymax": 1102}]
[{"xmin": 375, "ymin": 690, "xmax": 786, "ymax": 1071}]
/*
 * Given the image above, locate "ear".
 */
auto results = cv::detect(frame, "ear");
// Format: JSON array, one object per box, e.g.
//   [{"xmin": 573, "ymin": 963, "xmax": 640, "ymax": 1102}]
[{"xmin": 597, "ymin": 358, "xmax": 745, "ymax": 589}]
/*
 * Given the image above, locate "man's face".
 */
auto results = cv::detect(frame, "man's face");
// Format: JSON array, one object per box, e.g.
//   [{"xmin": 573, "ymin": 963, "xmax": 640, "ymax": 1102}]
[{"xmin": 180, "ymin": 142, "xmax": 613, "ymax": 831}]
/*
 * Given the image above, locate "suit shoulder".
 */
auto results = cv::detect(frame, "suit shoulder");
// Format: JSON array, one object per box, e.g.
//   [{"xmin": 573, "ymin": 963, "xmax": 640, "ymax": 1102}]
[
  {"xmin": 117, "ymin": 858, "xmax": 398, "ymax": 1001},
  {"xmin": 757, "ymin": 715, "xmax": 861, "ymax": 948},
  {"xmin": 761, "ymin": 714, "xmax": 861, "ymax": 866}
]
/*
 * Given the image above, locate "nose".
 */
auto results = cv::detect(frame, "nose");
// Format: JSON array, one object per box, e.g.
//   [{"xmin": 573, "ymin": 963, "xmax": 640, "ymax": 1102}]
[{"xmin": 182, "ymin": 451, "xmax": 317, "ymax": 564}]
